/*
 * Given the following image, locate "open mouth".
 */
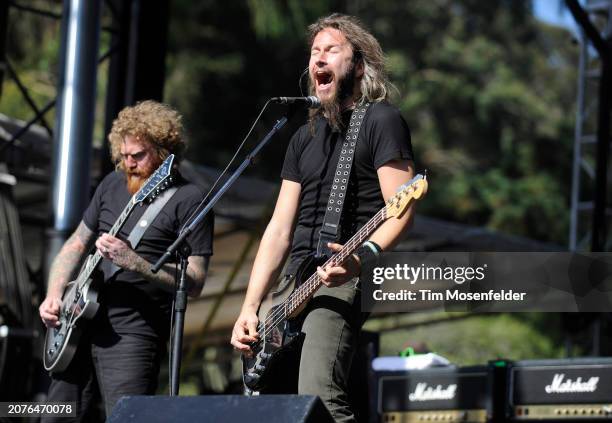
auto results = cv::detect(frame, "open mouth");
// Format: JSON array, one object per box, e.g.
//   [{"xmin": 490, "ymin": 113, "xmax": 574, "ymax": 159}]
[{"xmin": 315, "ymin": 70, "xmax": 334, "ymax": 90}]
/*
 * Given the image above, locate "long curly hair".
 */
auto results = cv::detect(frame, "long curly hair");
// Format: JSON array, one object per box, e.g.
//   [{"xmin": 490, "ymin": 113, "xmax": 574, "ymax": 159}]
[
  {"xmin": 108, "ymin": 100, "xmax": 185, "ymax": 171},
  {"xmin": 307, "ymin": 14, "xmax": 393, "ymax": 104}
]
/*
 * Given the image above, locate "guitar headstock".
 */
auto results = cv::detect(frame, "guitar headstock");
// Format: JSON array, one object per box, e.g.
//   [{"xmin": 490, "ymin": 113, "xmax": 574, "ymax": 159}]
[
  {"xmin": 386, "ymin": 174, "xmax": 428, "ymax": 218},
  {"xmin": 134, "ymin": 154, "xmax": 175, "ymax": 204}
]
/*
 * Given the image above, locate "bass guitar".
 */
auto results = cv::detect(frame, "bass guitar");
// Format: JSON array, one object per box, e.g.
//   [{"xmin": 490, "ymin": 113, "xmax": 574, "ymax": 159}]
[
  {"xmin": 43, "ymin": 154, "xmax": 175, "ymax": 372},
  {"xmin": 242, "ymin": 173, "xmax": 428, "ymax": 391}
]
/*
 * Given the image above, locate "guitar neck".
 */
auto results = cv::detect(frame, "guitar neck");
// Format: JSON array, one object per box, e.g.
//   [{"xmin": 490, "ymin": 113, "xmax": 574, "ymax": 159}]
[
  {"xmin": 284, "ymin": 207, "xmax": 388, "ymax": 317},
  {"xmin": 80, "ymin": 197, "xmax": 136, "ymax": 281}
]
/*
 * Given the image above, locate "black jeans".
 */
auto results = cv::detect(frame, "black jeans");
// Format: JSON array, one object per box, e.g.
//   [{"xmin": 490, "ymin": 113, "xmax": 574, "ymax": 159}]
[{"xmin": 42, "ymin": 333, "xmax": 164, "ymax": 423}]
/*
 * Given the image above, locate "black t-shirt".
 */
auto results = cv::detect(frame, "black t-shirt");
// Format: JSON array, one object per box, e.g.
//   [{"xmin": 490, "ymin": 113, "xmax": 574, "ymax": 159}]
[
  {"xmin": 281, "ymin": 101, "xmax": 413, "ymax": 274},
  {"xmin": 83, "ymin": 171, "xmax": 214, "ymax": 339}
]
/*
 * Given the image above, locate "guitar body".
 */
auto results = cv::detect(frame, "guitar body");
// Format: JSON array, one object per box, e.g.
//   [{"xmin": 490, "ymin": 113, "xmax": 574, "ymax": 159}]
[
  {"xmin": 242, "ymin": 255, "xmax": 320, "ymax": 392},
  {"xmin": 43, "ymin": 255, "xmax": 102, "ymax": 372}
]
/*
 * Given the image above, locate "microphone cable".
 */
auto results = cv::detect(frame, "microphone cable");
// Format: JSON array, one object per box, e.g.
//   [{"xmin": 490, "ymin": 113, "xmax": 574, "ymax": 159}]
[
  {"xmin": 179, "ymin": 98, "xmax": 274, "ymax": 233},
  {"xmin": 183, "ymin": 65, "xmax": 310, "ymax": 231},
  {"xmin": 299, "ymin": 67, "xmax": 309, "ymax": 96}
]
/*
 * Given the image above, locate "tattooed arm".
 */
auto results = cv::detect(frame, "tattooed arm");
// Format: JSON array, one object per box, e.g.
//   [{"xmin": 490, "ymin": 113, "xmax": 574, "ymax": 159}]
[
  {"xmin": 95, "ymin": 233, "xmax": 209, "ymax": 298},
  {"xmin": 39, "ymin": 221, "xmax": 95, "ymax": 328},
  {"xmin": 130, "ymin": 254, "xmax": 209, "ymax": 298}
]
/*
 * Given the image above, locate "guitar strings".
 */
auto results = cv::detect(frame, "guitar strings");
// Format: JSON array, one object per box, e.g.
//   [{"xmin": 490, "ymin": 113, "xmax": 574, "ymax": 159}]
[
  {"xmin": 255, "ymin": 179, "xmax": 421, "ymax": 344},
  {"xmin": 256, "ymin": 212, "xmax": 384, "ymax": 345},
  {"xmin": 256, "ymin": 208, "xmax": 387, "ymax": 343}
]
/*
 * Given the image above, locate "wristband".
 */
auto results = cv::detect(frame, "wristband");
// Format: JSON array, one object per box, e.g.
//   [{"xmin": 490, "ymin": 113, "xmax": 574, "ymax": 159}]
[{"xmin": 354, "ymin": 240, "xmax": 382, "ymax": 268}]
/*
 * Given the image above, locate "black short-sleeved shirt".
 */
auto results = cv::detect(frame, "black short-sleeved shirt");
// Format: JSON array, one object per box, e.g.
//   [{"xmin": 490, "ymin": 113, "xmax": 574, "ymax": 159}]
[
  {"xmin": 83, "ymin": 171, "xmax": 214, "ymax": 339},
  {"xmin": 281, "ymin": 101, "xmax": 413, "ymax": 275}
]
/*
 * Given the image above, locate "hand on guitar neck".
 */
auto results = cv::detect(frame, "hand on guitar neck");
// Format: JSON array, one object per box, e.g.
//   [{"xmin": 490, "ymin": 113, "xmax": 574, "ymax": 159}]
[
  {"xmin": 96, "ymin": 233, "xmax": 138, "ymax": 270},
  {"xmin": 316, "ymin": 242, "xmax": 361, "ymax": 287}
]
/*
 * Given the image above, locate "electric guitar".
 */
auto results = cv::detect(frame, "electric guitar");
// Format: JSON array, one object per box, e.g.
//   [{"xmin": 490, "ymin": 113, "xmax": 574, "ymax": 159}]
[
  {"xmin": 43, "ymin": 154, "xmax": 176, "ymax": 372},
  {"xmin": 242, "ymin": 173, "xmax": 428, "ymax": 391}
]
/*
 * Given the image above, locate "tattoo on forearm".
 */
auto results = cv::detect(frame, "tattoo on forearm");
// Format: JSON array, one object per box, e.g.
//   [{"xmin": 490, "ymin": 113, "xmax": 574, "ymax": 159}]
[
  {"xmin": 47, "ymin": 222, "xmax": 94, "ymax": 295},
  {"xmin": 73, "ymin": 221, "xmax": 95, "ymax": 247},
  {"xmin": 130, "ymin": 255, "xmax": 208, "ymax": 295}
]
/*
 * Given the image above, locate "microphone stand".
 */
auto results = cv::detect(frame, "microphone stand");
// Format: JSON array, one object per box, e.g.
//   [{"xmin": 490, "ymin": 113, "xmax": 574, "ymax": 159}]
[
  {"xmin": 170, "ymin": 242, "xmax": 190, "ymax": 396},
  {"xmin": 152, "ymin": 109, "xmax": 294, "ymax": 396}
]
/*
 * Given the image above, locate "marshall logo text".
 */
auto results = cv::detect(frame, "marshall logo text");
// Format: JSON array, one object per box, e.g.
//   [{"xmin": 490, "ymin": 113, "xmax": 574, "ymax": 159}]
[
  {"xmin": 544, "ymin": 373, "xmax": 599, "ymax": 394},
  {"xmin": 409, "ymin": 383, "xmax": 457, "ymax": 402}
]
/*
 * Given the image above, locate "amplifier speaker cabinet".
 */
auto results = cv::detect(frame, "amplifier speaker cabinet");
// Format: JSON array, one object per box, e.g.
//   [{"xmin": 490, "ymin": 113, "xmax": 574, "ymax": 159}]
[
  {"xmin": 508, "ymin": 358, "xmax": 612, "ymax": 421},
  {"xmin": 374, "ymin": 362, "xmax": 508, "ymax": 423}
]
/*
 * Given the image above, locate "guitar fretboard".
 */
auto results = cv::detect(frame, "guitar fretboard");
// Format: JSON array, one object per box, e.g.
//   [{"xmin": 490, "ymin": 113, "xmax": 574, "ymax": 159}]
[{"xmin": 279, "ymin": 206, "xmax": 387, "ymax": 321}]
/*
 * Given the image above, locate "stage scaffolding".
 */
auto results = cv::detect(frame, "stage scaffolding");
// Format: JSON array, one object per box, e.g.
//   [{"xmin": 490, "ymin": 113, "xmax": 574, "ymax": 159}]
[{"xmin": 568, "ymin": 0, "xmax": 612, "ymax": 251}]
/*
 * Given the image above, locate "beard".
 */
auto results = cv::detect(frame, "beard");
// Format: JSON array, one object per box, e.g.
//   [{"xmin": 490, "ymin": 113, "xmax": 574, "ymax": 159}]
[
  {"xmin": 125, "ymin": 157, "xmax": 161, "ymax": 195},
  {"xmin": 310, "ymin": 62, "xmax": 357, "ymax": 132}
]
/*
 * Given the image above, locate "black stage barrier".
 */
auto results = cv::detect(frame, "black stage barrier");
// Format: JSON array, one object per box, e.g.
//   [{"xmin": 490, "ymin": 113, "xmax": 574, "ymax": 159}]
[{"xmin": 108, "ymin": 394, "xmax": 334, "ymax": 423}]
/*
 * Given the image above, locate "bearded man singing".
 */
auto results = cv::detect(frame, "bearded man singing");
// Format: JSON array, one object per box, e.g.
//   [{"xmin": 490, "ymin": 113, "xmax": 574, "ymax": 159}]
[
  {"xmin": 231, "ymin": 14, "xmax": 415, "ymax": 422},
  {"xmin": 39, "ymin": 100, "xmax": 214, "ymax": 422}
]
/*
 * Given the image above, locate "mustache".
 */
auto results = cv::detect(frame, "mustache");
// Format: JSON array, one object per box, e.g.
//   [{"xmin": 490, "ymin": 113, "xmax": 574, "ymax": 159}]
[{"xmin": 127, "ymin": 169, "xmax": 147, "ymax": 177}]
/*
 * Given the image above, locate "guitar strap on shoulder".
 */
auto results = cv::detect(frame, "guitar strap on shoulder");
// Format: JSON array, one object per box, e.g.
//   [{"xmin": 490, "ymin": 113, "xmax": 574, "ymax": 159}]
[
  {"xmin": 103, "ymin": 186, "xmax": 179, "ymax": 279},
  {"xmin": 316, "ymin": 102, "xmax": 370, "ymax": 259}
]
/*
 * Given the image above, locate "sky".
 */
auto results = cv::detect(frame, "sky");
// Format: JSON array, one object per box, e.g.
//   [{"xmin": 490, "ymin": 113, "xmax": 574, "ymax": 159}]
[{"xmin": 533, "ymin": 0, "xmax": 580, "ymax": 33}]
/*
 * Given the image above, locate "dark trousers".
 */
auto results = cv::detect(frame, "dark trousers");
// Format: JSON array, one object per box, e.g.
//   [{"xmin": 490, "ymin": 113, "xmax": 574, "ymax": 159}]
[
  {"xmin": 42, "ymin": 333, "xmax": 164, "ymax": 423},
  {"xmin": 265, "ymin": 278, "xmax": 366, "ymax": 423}
]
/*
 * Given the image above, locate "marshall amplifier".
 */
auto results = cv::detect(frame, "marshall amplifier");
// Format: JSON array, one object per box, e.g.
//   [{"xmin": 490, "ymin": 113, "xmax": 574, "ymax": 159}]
[
  {"xmin": 508, "ymin": 358, "xmax": 612, "ymax": 420},
  {"xmin": 374, "ymin": 362, "xmax": 508, "ymax": 423}
]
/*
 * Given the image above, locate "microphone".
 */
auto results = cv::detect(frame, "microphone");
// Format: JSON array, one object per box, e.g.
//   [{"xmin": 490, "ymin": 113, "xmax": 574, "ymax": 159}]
[{"xmin": 271, "ymin": 96, "xmax": 321, "ymax": 108}]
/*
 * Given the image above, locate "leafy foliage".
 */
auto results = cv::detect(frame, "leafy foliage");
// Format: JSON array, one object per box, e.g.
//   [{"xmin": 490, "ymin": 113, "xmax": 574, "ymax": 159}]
[
  {"xmin": 0, "ymin": 0, "xmax": 578, "ymax": 244},
  {"xmin": 164, "ymin": 0, "xmax": 577, "ymax": 244},
  {"xmin": 379, "ymin": 314, "xmax": 566, "ymax": 364}
]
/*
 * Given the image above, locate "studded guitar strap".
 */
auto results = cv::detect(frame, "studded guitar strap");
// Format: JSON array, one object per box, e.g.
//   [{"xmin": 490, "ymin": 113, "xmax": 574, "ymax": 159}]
[{"xmin": 316, "ymin": 102, "xmax": 370, "ymax": 259}]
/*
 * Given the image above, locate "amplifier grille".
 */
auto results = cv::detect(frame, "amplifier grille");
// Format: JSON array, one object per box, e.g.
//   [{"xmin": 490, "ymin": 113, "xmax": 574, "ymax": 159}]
[
  {"xmin": 382, "ymin": 409, "xmax": 487, "ymax": 423},
  {"xmin": 512, "ymin": 404, "xmax": 612, "ymax": 420}
]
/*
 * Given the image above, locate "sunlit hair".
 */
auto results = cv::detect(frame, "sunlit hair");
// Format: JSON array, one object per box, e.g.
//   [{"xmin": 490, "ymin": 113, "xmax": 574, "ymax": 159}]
[
  {"xmin": 307, "ymin": 13, "xmax": 393, "ymax": 105},
  {"xmin": 108, "ymin": 100, "xmax": 185, "ymax": 171}
]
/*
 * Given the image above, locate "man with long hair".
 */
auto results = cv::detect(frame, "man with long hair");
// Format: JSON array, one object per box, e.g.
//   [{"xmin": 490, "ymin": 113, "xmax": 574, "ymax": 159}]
[
  {"xmin": 39, "ymin": 101, "xmax": 213, "ymax": 422},
  {"xmin": 231, "ymin": 14, "xmax": 415, "ymax": 421}
]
